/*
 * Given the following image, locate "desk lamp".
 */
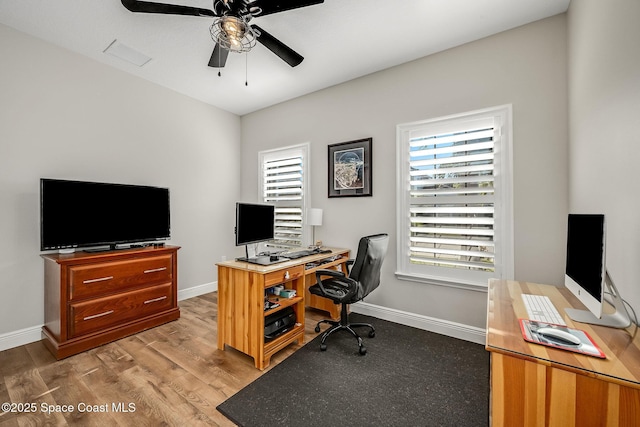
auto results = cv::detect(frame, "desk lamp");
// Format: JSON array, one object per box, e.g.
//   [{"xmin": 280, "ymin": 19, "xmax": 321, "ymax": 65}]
[{"xmin": 307, "ymin": 208, "xmax": 323, "ymax": 249}]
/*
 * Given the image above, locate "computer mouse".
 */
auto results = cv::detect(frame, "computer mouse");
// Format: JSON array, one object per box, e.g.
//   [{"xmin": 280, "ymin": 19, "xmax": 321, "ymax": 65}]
[{"xmin": 536, "ymin": 327, "xmax": 581, "ymax": 346}]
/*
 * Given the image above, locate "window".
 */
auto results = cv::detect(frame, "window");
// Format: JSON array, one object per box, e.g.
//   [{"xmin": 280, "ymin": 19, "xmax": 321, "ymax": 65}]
[
  {"xmin": 259, "ymin": 143, "xmax": 309, "ymax": 250},
  {"xmin": 396, "ymin": 105, "xmax": 513, "ymax": 289}
]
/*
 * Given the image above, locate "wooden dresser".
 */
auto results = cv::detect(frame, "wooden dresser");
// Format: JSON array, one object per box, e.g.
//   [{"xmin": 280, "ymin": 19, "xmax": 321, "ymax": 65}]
[
  {"xmin": 486, "ymin": 279, "xmax": 640, "ymax": 426},
  {"xmin": 41, "ymin": 245, "xmax": 180, "ymax": 359}
]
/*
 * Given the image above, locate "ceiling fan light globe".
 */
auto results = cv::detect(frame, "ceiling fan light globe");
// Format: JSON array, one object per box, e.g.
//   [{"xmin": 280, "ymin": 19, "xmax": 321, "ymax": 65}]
[
  {"xmin": 210, "ymin": 15, "xmax": 257, "ymax": 53},
  {"xmin": 222, "ymin": 16, "xmax": 245, "ymax": 38}
]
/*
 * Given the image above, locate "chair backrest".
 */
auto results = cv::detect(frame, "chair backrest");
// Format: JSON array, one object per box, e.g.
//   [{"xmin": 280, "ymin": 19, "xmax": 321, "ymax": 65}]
[{"xmin": 348, "ymin": 233, "xmax": 389, "ymax": 301}]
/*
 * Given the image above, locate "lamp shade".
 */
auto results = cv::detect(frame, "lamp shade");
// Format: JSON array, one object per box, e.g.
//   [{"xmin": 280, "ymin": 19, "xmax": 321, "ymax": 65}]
[{"xmin": 307, "ymin": 208, "xmax": 323, "ymax": 226}]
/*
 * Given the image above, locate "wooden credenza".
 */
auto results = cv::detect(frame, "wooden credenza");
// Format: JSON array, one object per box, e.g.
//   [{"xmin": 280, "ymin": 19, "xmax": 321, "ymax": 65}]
[
  {"xmin": 216, "ymin": 248, "xmax": 350, "ymax": 370},
  {"xmin": 486, "ymin": 279, "xmax": 640, "ymax": 426},
  {"xmin": 42, "ymin": 245, "xmax": 180, "ymax": 359}
]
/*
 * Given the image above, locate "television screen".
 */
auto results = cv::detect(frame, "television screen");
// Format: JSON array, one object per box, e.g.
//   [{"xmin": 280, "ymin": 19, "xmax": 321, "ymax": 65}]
[
  {"xmin": 40, "ymin": 178, "xmax": 170, "ymax": 251},
  {"xmin": 235, "ymin": 202, "xmax": 274, "ymax": 246}
]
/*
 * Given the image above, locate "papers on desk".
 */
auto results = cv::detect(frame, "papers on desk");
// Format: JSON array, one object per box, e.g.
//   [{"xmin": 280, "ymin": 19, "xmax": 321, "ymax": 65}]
[
  {"xmin": 519, "ymin": 319, "xmax": 606, "ymax": 358},
  {"xmin": 305, "ymin": 255, "xmax": 343, "ymax": 269}
]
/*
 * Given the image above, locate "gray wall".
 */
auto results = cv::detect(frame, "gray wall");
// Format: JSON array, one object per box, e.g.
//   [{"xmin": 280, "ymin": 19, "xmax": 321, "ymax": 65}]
[
  {"xmin": 568, "ymin": 0, "xmax": 640, "ymax": 315},
  {"xmin": 241, "ymin": 15, "xmax": 569, "ymax": 330},
  {"xmin": 0, "ymin": 24, "xmax": 241, "ymax": 337}
]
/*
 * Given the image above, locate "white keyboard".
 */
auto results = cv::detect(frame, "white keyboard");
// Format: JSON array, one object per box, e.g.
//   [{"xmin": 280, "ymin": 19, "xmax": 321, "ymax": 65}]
[{"xmin": 521, "ymin": 294, "xmax": 566, "ymax": 326}]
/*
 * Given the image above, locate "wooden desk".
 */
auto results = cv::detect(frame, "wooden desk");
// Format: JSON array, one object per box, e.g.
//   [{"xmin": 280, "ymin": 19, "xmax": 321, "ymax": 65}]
[
  {"xmin": 216, "ymin": 248, "xmax": 350, "ymax": 369},
  {"xmin": 486, "ymin": 279, "xmax": 640, "ymax": 426}
]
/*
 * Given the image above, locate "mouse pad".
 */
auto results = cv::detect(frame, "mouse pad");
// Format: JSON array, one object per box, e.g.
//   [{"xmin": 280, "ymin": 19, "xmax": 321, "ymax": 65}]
[{"xmin": 519, "ymin": 319, "xmax": 606, "ymax": 358}]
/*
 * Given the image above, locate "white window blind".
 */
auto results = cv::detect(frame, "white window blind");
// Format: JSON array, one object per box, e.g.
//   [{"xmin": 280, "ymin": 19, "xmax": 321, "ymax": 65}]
[
  {"xmin": 396, "ymin": 106, "xmax": 513, "ymax": 289},
  {"xmin": 409, "ymin": 122, "xmax": 496, "ymax": 271},
  {"xmin": 260, "ymin": 144, "xmax": 309, "ymax": 249}
]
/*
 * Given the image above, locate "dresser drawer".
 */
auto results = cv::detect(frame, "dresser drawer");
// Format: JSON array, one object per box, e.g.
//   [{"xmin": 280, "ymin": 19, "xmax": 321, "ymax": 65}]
[
  {"xmin": 69, "ymin": 254, "xmax": 173, "ymax": 300},
  {"xmin": 69, "ymin": 282, "xmax": 173, "ymax": 338},
  {"xmin": 264, "ymin": 265, "xmax": 304, "ymax": 288}
]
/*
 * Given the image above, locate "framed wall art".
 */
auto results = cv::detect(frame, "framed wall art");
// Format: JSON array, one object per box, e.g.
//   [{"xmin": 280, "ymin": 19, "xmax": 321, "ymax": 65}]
[{"xmin": 328, "ymin": 137, "xmax": 372, "ymax": 198}]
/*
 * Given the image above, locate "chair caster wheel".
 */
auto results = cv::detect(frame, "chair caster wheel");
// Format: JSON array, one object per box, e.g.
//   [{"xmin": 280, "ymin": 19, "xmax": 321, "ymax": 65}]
[
  {"xmin": 320, "ymin": 343, "xmax": 327, "ymax": 351},
  {"xmin": 368, "ymin": 330, "xmax": 376, "ymax": 338},
  {"xmin": 315, "ymin": 325, "xmax": 320, "ymax": 333},
  {"xmin": 359, "ymin": 346, "xmax": 367, "ymax": 355}
]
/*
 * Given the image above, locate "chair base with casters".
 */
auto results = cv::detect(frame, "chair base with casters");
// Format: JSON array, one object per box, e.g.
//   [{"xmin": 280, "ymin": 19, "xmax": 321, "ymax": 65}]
[
  {"xmin": 314, "ymin": 301, "xmax": 375, "ymax": 355},
  {"xmin": 309, "ymin": 233, "xmax": 389, "ymax": 356}
]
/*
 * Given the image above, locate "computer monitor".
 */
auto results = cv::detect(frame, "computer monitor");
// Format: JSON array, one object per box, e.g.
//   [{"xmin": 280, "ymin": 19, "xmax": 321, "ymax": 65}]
[
  {"xmin": 564, "ymin": 214, "xmax": 631, "ymax": 328},
  {"xmin": 234, "ymin": 202, "xmax": 286, "ymax": 266},
  {"xmin": 235, "ymin": 202, "xmax": 275, "ymax": 246}
]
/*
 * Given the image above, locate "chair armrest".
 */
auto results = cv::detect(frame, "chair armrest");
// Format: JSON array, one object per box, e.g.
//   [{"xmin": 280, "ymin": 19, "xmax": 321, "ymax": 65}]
[
  {"xmin": 345, "ymin": 259, "xmax": 355, "ymax": 275},
  {"xmin": 315, "ymin": 268, "xmax": 346, "ymax": 280},
  {"xmin": 314, "ymin": 269, "xmax": 346, "ymax": 295},
  {"xmin": 314, "ymin": 269, "xmax": 358, "ymax": 301}
]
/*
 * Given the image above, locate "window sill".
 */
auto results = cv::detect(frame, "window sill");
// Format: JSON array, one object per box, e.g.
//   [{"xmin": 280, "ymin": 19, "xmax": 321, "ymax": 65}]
[{"xmin": 394, "ymin": 271, "xmax": 489, "ymax": 293}]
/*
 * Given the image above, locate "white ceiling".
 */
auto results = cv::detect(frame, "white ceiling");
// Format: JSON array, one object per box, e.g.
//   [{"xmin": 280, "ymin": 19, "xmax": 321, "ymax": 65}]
[{"xmin": 0, "ymin": 0, "xmax": 570, "ymax": 116}]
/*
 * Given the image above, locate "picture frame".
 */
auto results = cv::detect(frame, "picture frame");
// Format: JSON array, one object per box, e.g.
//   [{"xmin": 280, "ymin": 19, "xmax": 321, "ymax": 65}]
[{"xmin": 328, "ymin": 137, "xmax": 372, "ymax": 198}]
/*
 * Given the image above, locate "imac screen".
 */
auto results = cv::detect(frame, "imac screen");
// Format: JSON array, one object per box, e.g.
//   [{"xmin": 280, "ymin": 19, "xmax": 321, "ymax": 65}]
[{"xmin": 565, "ymin": 214, "xmax": 605, "ymax": 317}]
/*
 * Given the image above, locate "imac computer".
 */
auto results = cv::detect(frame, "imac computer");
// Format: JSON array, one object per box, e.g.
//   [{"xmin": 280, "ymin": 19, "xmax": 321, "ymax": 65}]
[{"xmin": 564, "ymin": 214, "xmax": 631, "ymax": 328}]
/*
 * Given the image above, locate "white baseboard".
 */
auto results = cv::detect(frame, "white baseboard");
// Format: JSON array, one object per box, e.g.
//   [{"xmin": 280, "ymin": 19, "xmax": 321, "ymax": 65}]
[
  {"xmin": 350, "ymin": 301, "xmax": 487, "ymax": 345},
  {"xmin": 0, "ymin": 326, "xmax": 43, "ymax": 352},
  {"xmin": 178, "ymin": 281, "xmax": 217, "ymax": 301}
]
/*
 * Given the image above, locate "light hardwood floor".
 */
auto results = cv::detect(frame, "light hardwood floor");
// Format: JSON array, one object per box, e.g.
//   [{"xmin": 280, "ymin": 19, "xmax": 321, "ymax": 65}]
[{"xmin": 0, "ymin": 293, "xmax": 327, "ymax": 426}]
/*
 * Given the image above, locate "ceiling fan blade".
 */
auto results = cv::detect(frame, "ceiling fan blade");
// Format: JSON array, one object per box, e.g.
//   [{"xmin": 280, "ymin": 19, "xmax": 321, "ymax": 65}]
[
  {"xmin": 121, "ymin": 0, "xmax": 215, "ymax": 17},
  {"xmin": 253, "ymin": 25, "xmax": 303, "ymax": 67},
  {"xmin": 249, "ymin": 0, "xmax": 323, "ymax": 17},
  {"xmin": 208, "ymin": 43, "xmax": 230, "ymax": 68}
]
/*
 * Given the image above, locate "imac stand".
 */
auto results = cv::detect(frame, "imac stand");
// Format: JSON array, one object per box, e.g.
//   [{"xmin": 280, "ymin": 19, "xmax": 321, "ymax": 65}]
[{"xmin": 565, "ymin": 271, "xmax": 632, "ymax": 328}]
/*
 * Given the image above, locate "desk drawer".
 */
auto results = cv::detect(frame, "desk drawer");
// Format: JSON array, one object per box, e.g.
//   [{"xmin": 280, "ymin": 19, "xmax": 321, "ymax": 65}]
[
  {"xmin": 264, "ymin": 265, "xmax": 304, "ymax": 288},
  {"xmin": 69, "ymin": 283, "xmax": 173, "ymax": 338},
  {"xmin": 69, "ymin": 255, "xmax": 173, "ymax": 300}
]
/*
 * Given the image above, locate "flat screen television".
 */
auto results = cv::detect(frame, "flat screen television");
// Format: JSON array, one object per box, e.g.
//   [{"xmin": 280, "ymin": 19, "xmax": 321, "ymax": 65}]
[
  {"xmin": 40, "ymin": 178, "xmax": 170, "ymax": 251},
  {"xmin": 235, "ymin": 202, "xmax": 275, "ymax": 246}
]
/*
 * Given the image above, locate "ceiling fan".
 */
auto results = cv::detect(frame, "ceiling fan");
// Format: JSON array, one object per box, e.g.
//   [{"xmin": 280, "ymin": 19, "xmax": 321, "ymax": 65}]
[{"xmin": 121, "ymin": 0, "xmax": 324, "ymax": 69}]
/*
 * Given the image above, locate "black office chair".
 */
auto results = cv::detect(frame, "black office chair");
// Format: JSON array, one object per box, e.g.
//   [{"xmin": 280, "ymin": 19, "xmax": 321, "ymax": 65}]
[{"xmin": 309, "ymin": 233, "xmax": 389, "ymax": 355}]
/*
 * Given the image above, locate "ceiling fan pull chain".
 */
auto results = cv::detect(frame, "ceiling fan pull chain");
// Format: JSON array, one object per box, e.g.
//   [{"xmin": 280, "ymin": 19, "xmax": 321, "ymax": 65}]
[{"xmin": 245, "ymin": 52, "xmax": 249, "ymax": 86}]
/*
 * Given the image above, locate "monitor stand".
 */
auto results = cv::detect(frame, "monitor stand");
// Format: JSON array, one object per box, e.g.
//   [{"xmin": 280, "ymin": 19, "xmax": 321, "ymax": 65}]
[
  {"xmin": 236, "ymin": 256, "xmax": 287, "ymax": 266},
  {"xmin": 237, "ymin": 244, "xmax": 287, "ymax": 265},
  {"xmin": 565, "ymin": 271, "xmax": 632, "ymax": 328}
]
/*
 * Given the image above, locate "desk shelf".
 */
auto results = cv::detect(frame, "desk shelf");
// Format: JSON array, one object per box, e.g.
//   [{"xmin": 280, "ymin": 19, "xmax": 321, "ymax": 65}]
[
  {"xmin": 304, "ymin": 255, "xmax": 346, "ymax": 272},
  {"xmin": 264, "ymin": 323, "xmax": 304, "ymax": 356},
  {"xmin": 264, "ymin": 296, "xmax": 303, "ymax": 316}
]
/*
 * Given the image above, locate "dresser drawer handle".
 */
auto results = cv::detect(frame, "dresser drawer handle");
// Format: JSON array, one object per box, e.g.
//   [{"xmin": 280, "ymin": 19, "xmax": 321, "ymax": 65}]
[
  {"xmin": 143, "ymin": 267, "xmax": 167, "ymax": 274},
  {"xmin": 82, "ymin": 276, "xmax": 114, "ymax": 284},
  {"xmin": 144, "ymin": 296, "xmax": 167, "ymax": 304},
  {"xmin": 83, "ymin": 310, "xmax": 114, "ymax": 321}
]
